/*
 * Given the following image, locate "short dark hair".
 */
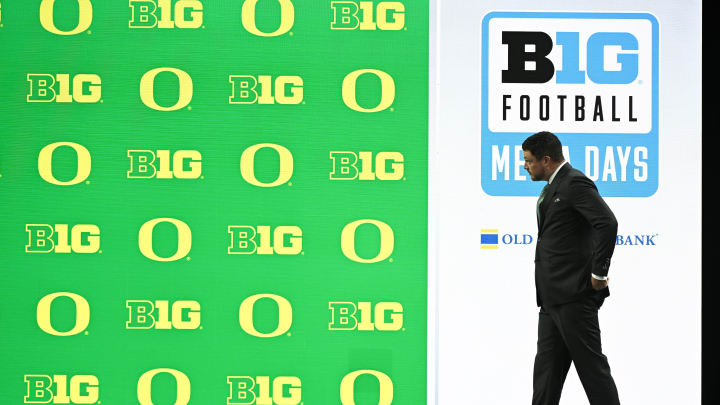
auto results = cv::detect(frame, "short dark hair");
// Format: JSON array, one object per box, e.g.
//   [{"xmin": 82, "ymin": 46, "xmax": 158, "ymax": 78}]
[{"xmin": 522, "ymin": 131, "xmax": 564, "ymax": 162}]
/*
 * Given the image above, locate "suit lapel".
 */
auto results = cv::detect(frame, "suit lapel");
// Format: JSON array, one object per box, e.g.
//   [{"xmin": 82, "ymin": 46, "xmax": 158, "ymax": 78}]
[{"xmin": 539, "ymin": 163, "xmax": 571, "ymax": 233}]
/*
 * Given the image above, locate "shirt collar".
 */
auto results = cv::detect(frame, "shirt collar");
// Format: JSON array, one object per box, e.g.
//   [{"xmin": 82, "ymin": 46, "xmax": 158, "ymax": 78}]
[{"xmin": 548, "ymin": 161, "xmax": 568, "ymax": 184}]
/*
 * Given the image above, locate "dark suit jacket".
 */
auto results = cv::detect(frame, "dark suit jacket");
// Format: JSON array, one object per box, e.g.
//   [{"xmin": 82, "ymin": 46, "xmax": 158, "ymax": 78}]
[{"xmin": 534, "ymin": 163, "xmax": 618, "ymax": 307}]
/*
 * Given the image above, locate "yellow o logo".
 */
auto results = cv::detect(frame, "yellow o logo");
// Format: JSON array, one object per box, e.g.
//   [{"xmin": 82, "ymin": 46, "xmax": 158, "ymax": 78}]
[
  {"xmin": 38, "ymin": 142, "xmax": 92, "ymax": 185},
  {"xmin": 239, "ymin": 294, "xmax": 292, "ymax": 338},
  {"xmin": 340, "ymin": 370, "xmax": 393, "ymax": 405},
  {"xmin": 36, "ymin": 292, "xmax": 90, "ymax": 336},
  {"xmin": 341, "ymin": 220, "xmax": 394, "ymax": 263},
  {"xmin": 241, "ymin": 0, "xmax": 294, "ymax": 37},
  {"xmin": 240, "ymin": 143, "xmax": 293, "ymax": 187},
  {"xmin": 140, "ymin": 68, "xmax": 193, "ymax": 111},
  {"xmin": 342, "ymin": 69, "xmax": 395, "ymax": 113},
  {"xmin": 138, "ymin": 218, "xmax": 192, "ymax": 262},
  {"xmin": 137, "ymin": 368, "xmax": 191, "ymax": 405},
  {"xmin": 39, "ymin": 0, "xmax": 93, "ymax": 35}
]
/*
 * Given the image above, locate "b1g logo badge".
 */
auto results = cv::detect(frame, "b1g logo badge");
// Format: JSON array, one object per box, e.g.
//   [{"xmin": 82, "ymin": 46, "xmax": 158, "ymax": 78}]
[
  {"xmin": 227, "ymin": 225, "xmax": 302, "ymax": 255},
  {"xmin": 129, "ymin": 0, "xmax": 203, "ymax": 29},
  {"xmin": 229, "ymin": 75, "xmax": 303, "ymax": 105},
  {"xmin": 226, "ymin": 376, "xmax": 301, "ymax": 405},
  {"xmin": 329, "ymin": 301, "xmax": 403, "ymax": 331},
  {"xmin": 330, "ymin": 151, "xmax": 404, "ymax": 181},
  {"xmin": 27, "ymin": 74, "xmax": 102, "ymax": 103},
  {"xmin": 127, "ymin": 149, "xmax": 202, "ymax": 179},
  {"xmin": 126, "ymin": 300, "xmax": 201, "ymax": 330},
  {"xmin": 481, "ymin": 12, "xmax": 658, "ymax": 197},
  {"xmin": 26, "ymin": 224, "xmax": 100, "ymax": 254},
  {"xmin": 24, "ymin": 375, "xmax": 99, "ymax": 404},
  {"xmin": 330, "ymin": 1, "xmax": 406, "ymax": 30}
]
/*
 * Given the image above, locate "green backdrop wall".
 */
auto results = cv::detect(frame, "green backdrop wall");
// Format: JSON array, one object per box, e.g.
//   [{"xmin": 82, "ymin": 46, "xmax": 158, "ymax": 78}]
[{"xmin": 0, "ymin": 1, "xmax": 428, "ymax": 403}]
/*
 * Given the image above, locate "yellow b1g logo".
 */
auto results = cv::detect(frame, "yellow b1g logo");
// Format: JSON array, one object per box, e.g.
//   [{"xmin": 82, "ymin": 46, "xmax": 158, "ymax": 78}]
[
  {"xmin": 329, "ymin": 301, "xmax": 403, "ymax": 331},
  {"xmin": 330, "ymin": 151, "xmax": 404, "ymax": 180},
  {"xmin": 27, "ymin": 74, "xmax": 101, "ymax": 103},
  {"xmin": 227, "ymin": 376, "xmax": 301, "ymax": 405},
  {"xmin": 26, "ymin": 224, "xmax": 100, "ymax": 254},
  {"xmin": 127, "ymin": 150, "xmax": 202, "ymax": 179},
  {"xmin": 228, "ymin": 226, "xmax": 302, "ymax": 255},
  {"xmin": 24, "ymin": 375, "xmax": 99, "ymax": 404},
  {"xmin": 229, "ymin": 75, "xmax": 303, "ymax": 104},
  {"xmin": 331, "ymin": 1, "xmax": 405, "ymax": 30},
  {"xmin": 129, "ymin": 0, "xmax": 203, "ymax": 29},
  {"xmin": 126, "ymin": 300, "xmax": 201, "ymax": 329}
]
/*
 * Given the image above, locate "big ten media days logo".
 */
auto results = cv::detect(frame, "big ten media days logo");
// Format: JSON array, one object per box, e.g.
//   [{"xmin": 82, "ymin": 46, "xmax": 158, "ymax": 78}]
[
  {"xmin": 329, "ymin": 301, "xmax": 403, "ymax": 331},
  {"xmin": 227, "ymin": 226, "xmax": 302, "ymax": 255},
  {"xmin": 129, "ymin": 0, "xmax": 203, "ymax": 29},
  {"xmin": 27, "ymin": 74, "xmax": 101, "ymax": 103},
  {"xmin": 126, "ymin": 300, "xmax": 201, "ymax": 330},
  {"xmin": 226, "ymin": 376, "xmax": 301, "ymax": 405},
  {"xmin": 481, "ymin": 12, "xmax": 658, "ymax": 197},
  {"xmin": 24, "ymin": 374, "xmax": 99, "ymax": 404},
  {"xmin": 480, "ymin": 228, "xmax": 533, "ymax": 250},
  {"xmin": 229, "ymin": 75, "xmax": 303, "ymax": 105},
  {"xmin": 330, "ymin": 1, "xmax": 405, "ymax": 30},
  {"xmin": 330, "ymin": 151, "xmax": 404, "ymax": 181},
  {"xmin": 26, "ymin": 224, "xmax": 100, "ymax": 254},
  {"xmin": 127, "ymin": 149, "xmax": 202, "ymax": 179}
]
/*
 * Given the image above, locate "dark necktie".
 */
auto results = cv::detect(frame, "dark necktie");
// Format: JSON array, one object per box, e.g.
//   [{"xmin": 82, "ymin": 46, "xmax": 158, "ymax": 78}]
[{"xmin": 537, "ymin": 184, "xmax": 548, "ymax": 223}]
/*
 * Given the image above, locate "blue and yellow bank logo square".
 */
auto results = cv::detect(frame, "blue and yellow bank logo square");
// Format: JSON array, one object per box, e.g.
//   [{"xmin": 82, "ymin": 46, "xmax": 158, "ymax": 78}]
[{"xmin": 480, "ymin": 229, "xmax": 499, "ymax": 249}]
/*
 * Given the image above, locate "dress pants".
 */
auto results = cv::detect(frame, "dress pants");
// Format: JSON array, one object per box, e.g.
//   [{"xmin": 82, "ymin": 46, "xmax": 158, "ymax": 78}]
[{"xmin": 532, "ymin": 292, "xmax": 620, "ymax": 405}]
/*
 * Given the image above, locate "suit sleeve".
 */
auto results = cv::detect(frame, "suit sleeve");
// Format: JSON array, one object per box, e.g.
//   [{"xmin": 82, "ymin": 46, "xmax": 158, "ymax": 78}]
[{"xmin": 569, "ymin": 176, "xmax": 618, "ymax": 277}]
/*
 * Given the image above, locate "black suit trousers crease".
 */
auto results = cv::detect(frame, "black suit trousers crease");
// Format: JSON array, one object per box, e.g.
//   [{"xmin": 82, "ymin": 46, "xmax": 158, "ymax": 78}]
[{"xmin": 532, "ymin": 291, "xmax": 620, "ymax": 405}]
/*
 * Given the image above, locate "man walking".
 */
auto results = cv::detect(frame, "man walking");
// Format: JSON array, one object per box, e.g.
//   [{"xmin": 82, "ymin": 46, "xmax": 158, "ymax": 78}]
[{"xmin": 523, "ymin": 131, "xmax": 621, "ymax": 405}]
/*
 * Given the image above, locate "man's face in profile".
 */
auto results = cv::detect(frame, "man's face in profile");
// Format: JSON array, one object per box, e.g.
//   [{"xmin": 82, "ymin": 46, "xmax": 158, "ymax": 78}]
[{"xmin": 523, "ymin": 150, "xmax": 547, "ymax": 181}]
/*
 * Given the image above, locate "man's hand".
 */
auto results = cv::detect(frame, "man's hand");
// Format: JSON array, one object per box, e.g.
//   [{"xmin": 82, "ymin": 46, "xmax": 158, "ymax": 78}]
[{"xmin": 591, "ymin": 276, "xmax": 609, "ymax": 290}]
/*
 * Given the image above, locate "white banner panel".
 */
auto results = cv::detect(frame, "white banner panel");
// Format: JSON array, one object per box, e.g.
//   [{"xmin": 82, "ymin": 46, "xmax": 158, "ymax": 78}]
[{"xmin": 432, "ymin": 0, "xmax": 701, "ymax": 404}]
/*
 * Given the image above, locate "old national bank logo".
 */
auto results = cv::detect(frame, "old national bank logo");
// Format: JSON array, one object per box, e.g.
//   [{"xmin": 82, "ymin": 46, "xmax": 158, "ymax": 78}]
[
  {"xmin": 616, "ymin": 232, "xmax": 658, "ymax": 246},
  {"xmin": 481, "ymin": 228, "xmax": 533, "ymax": 249},
  {"xmin": 481, "ymin": 228, "xmax": 658, "ymax": 250},
  {"xmin": 481, "ymin": 12, "xmax": 659, "ymax": 197}
]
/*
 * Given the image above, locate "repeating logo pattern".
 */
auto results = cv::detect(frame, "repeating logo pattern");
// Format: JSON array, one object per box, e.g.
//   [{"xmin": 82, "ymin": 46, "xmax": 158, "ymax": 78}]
[{"xmin": 1, "ymin": 1, "xmax": 427, "ymax": 403}]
